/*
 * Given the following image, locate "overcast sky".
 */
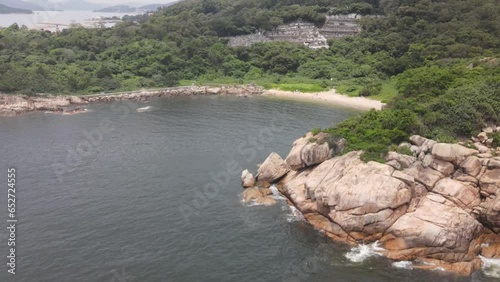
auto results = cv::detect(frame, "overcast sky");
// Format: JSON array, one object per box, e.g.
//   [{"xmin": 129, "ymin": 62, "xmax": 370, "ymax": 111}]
[
  {"xmin": 27, "ymin": 0, "xmax": 179, "ymax": 6},
  {"xmin": 86, "ymin": 0, "xmax": 177, "ymax": 4}
]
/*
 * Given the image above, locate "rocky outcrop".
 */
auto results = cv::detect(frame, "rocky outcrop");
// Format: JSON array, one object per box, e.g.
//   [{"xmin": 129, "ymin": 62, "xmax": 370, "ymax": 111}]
[
  {"xmin": 257, "ymin": 153, "xmax": 290, "ymax": 183},
  {"xmin": 285, "ymin": 132, "xmax": 345, "ymax": 170},
  {"xmin": 381, "ymin": 194, "xmax": 483, "ymax": 267},
  {"xmin": 241, "ymin": 170, "xmax": 255, "ymax": 188},
  {"xmin": 432, "ymin": 143, "xmax": 478, "ymax": 165},
  {"xmin": 241, "ymin": 130, "xmax": 500, "ymax": 276},
  {"xmin": 0, "ymin": 85, "xmax": 265, "ymax": 116}
]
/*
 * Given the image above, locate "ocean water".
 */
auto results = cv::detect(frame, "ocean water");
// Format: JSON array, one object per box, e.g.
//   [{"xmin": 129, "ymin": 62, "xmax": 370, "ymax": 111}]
[{"xmin": 0, "ymin": 96, "xmax": 497, "ymax": 282}]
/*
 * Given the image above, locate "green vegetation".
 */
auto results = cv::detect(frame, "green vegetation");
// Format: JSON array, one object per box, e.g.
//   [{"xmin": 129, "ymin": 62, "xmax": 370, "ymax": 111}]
[
  {"xmin": 388, "ymin": 145, "xmax": 414, "ymax": 157},
  {"xmin": 0, "ymin": 0, "xmax": 499, "ymax": 161},
  {"xmin": 492, "ymin": 132, "xmax": 500, "ymax": 148},
  {"xmin": 324, "ymin": 109, "xmax": 422, "ymax": 162}
]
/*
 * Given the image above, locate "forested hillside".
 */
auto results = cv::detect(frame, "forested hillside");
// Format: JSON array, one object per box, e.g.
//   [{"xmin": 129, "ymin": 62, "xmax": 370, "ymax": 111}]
[
  {"xmin": 0, "ymin": 0, "xmax": 499, "ymax": 155},
  {"xmin": 0, "ymin": 4, "xmax": 32, "ymax": 14}
]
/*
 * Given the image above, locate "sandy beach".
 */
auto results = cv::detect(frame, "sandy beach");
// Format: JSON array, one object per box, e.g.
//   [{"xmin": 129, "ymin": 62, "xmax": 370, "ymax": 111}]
[{"xmin": 263, "ymin": 89, "xmax": 385, "ymax": 111}]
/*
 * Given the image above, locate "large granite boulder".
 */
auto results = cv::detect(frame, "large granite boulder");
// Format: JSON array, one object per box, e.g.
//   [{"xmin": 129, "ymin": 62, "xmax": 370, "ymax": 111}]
[
  {"xmin": 241, "ymin": 169, "xmax": 255, "ymax": 188},
  {"xmin": 479, "ymin": 169, "xmax": 500, "ymax": 197},
  {"xmin": 432, "ymin": 178, "xmax": 480, "ymax": 211},
  {"xmin": 429, "ymin": 158, "xmax": 455, "ymax": 176},
  {"xmin": 381, "ymin": 194, "xmax": 483, "ymax": 274},
  {"xmin": 285, "ymin": 133, "xmax": 313, "ymax": 170},
  {"xmin": 403, "ymin": 163, "xmax": 445, "ymax": 190},
  {"xmin": 257, "ymin": 153, "xmax": 290, "ymax": 183},
  {"xmin": 301, "ymin": 142, "xmax": 331, "ymax": 168},
  {"xmin": 476, "ymin": 195, "xmax": 500, "ymax": 233},
  {"xmin": 285, "ymin": 132, "xmax": 342, "ymax": 171},
  {"xmin": 460, "ymin": 156, "xmax": 482, "ymax": 177},
  {"xmin": 302, "ymin": 152, "xmax": 412, "ymax": 240},
  {"xmin": 432, "ymin": 143, "xmax": 478, "ymax": 165},
  {"xmin": 386, "ymin": 151, "xmax": 416, "ymax": 168}
]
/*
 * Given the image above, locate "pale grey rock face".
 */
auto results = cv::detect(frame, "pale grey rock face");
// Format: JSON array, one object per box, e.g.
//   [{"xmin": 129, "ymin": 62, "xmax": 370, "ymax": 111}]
[
  {"xmin": 431, "ymin": 143, "xmax": 478, "ymax": 165},
  {"xmin": 477, "ymin": 195, "xmax": 500, "ymax": 233},
  {"xmin": 429, "ymin": 158, "xmax": 455, "ymax": 176},
  {"xmin": 257, "ymin": 152, "xmax": 290, "ymax": 183},
  {"xmin": 382, "ymin": 194, "xmax": 483, "ymax": 260},
  {"xmin": 386, "ymin": 160, "xmax": 402, "ymax": 170},
  {"xmin": 474, "ymin": 142, "xmax": 490, "ymax": 153},
  {"xmin": 478, "ymin": 132, "xmax": 489, "ymax": 142},
  {"xmin": 432, "ymin": 178, "xmax": 480, "ymax": 210},
  {"xmin": 241, "ymin": 169, "xmax": 255, "ymax": 188},
  {"xmin": 285, "ymin": 132, "xmax": 342, "ymax": 171},
  {"xmin": 409, "ymin": 135, "xmax": 428, "ymax": 147},
  {"xmin": 460, "ymin": 156, "xmax": 482, "ymax": 177},
  {"xmin": 303, "ymin": 153, "xmax": 412, "ymax": 237},
  {"xmin": 488, "ymin": 159, "xmax": 500, "ymax": 169},
  {"xmin": 479, "ymin": 169, "xmax": 500, "ymax": 197},
  {"xmin": 284, "ymin": 133, "xmax": 311, "ymax": 170},
  {"xmin": 301, "ymin": 142, "xmax": 331, "ymax": 168},
  {"xmin": 403, "ymin": 163, "xmax": 445, "ymax": 190},
  {"xmin": 386, "ymin": 151, "xmax": 416, "ymax": 168}
]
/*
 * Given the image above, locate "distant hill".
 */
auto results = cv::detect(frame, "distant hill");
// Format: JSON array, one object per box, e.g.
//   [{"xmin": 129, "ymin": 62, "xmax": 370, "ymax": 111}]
[
  {"xmin": 0, "ymin": 0, "xmax": 42, "ymax": 10},
  {"xmin": 139, "ymin": 3, "xmax": 178, "ymax": 12},
  {"xmin": 95, "ymin": 2, "xmax": 179, "ymax": 13},
  {"xmin": 0, "ymin": 3, "xmax": 32, "ymax": 14},
  {"xmin": 62, "ymin": 0, "xmax": 104, "ymax": 11},
  {"xmin": 94, "ymin": 5, "xmax": 137, "ymax": 13}
]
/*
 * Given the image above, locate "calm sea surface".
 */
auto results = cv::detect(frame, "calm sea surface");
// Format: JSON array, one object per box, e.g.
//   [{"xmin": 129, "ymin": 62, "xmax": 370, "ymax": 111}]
[
  {"xmin": 0, "ymin": 96, "xmax": 496, "ymax": 281},
  {"xmin": 0, "ymin": 10, "xmax": 138, "ymax": 30}
]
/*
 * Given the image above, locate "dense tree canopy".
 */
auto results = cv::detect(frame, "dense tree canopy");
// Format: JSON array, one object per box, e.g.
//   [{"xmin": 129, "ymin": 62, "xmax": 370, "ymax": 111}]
[{"xmin": 0, "ymin": 0, "xmax": 499, "ymax": 154}]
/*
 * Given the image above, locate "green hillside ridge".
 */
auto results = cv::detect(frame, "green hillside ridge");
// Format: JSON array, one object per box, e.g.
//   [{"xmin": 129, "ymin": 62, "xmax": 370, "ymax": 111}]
[
  {"xmin": 0, "ymin": 0, "xmax": 498, "ymax": 159},
  {"xmin": 0, "ymin": 3, "xmax": 32, "ymax": 13}
]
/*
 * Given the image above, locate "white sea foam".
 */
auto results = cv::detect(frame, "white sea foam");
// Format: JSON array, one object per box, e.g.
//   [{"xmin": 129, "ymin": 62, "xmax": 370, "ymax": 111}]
[
  {"xmin": 345, "ymin": 241, "xmax": 384, "ymax": 263},
  {"xmin": 269, "ymin": 185, "xmax": 286, "ymax": 200},
  {"xmin": 392, "ymin": 261, "xmax": 413, "ymax": 270},
  {"xmin": 480, "ymin": 256, "xmax": 500, "ymax": 278},
  {"xmin": 287, "ymin": 206, "xmax": 305, "ymax": 222}
]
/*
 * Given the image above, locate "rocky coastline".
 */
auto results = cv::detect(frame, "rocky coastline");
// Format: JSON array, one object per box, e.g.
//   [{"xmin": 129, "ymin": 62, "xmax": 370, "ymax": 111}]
[
  {"xmin": 242, "ymin": 127, "xmax": 500, "ymax": 276},
  {"xmin": 0, "ymin": 85, "xmax": 264, "ymax": 116}
]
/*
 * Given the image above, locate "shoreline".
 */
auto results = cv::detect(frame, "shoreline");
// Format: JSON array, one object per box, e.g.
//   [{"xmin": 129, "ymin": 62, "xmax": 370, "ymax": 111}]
[
  {"xmin": 0, "ymin": 85, "xmax": 263, "ymax": 116},
  {"xmin": 263, "ymin": 89, "xmax": 385, "ymax": 111},
  {"xmin": 0, "ymin": 85, "xmax": 385, "ymax": 116}
]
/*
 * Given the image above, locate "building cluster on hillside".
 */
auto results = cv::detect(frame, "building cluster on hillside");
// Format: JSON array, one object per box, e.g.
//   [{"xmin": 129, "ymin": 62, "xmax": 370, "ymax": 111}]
[{"xmin": 228, "ymin": 14, "xmax": 362, "ymax": 49}]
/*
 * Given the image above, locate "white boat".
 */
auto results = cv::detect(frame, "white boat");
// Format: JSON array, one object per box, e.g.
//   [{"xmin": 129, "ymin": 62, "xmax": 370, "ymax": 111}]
[{"xmin": 137, "ymin": 106, "xmax": 152, "ymax": 112}]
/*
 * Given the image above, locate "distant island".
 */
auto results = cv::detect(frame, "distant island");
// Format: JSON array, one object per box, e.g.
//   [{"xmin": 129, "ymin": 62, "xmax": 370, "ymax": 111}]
[
  {"xmin": 0, "ymin": 0, "xmax": 41, "ymax": 11},
  {"xmin": 95, "ymin": 3, "xmax": 178, "ymax": 13},
  {"xmin": 94, "ymin": 5, "xmax": 138, "ymax": 13},
  {"xmin": 0, "ymin": 4, "xmax": 32, "ymax": 14}
]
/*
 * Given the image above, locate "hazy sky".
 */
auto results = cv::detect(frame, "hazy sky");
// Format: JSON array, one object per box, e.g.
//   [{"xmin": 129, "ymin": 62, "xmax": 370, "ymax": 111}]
[
  {"xmin": 27, "ymin": 0, "xmax": 179, "ymax": 6},
  {"xmin": 86, "ymin": 0, "xmax": 177, "ymax": 4}
]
